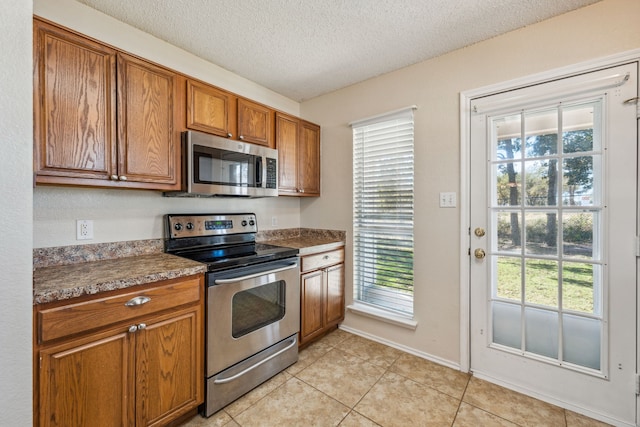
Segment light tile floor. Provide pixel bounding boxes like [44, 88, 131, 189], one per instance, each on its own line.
[181, 329, 611, 427]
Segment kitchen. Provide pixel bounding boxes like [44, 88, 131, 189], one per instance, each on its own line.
[3, 0, 640, 426]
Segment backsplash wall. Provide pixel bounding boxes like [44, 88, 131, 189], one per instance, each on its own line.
[34, 186, 301, 248]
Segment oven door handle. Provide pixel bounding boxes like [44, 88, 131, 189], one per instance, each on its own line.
[213, 263, 298, 285]
[212, 337, 297, 385]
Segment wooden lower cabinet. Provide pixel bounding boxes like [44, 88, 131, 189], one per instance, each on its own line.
[34, 275, 204, 427]
[299, 248, 345, 346]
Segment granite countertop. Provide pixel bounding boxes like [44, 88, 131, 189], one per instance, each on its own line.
[268, 236, 345, 255]
[33, 253, 206, 305]
[33, 228, 346, 305]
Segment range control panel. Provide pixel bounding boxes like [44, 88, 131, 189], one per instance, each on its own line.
[166, 213, 257, 239]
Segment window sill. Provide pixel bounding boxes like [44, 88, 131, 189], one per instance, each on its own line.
[347, 303, 418, 330]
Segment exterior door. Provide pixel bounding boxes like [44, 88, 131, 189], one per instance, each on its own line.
[469, 63, 638, 424]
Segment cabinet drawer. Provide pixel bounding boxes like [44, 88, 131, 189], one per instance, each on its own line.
[301, 248, 344, 273]
[37, 276, 202, 343]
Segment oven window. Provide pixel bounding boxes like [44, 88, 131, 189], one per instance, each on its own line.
[232, 280, 286, 338]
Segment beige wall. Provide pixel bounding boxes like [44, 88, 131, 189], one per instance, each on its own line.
[300, 0, 640, 364]
[1, 0, 33, 424]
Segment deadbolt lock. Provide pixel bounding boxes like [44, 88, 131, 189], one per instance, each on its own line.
[474, 228, 486, 237]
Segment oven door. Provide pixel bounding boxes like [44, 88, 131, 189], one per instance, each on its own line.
[206, 258, 300, 377]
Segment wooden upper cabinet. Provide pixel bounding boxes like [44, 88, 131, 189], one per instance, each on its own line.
[32, 18, 181, 190]
[186, 79, 236, 138]
[275, 112, 300, 195]
[116, 53, 180, 188]
[275, 112, 320, 196]
[33, 18, 117, 181]
[298, 120, 321, 196]
[237, 97, 275, 147]
[186, 80, 275, 148]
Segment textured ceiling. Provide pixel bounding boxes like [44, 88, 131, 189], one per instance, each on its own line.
[75, 0, 600, 102]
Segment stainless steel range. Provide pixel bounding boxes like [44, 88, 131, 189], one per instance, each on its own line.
[164, 213, 300, 417]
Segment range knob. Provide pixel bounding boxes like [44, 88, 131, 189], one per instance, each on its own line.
[249, 220, 255, 226]
[174, 223, 183, 231]
[241, 220, 248, 226]
[186, 222, 194, 230]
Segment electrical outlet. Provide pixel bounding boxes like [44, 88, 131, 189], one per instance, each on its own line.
[271, 216, 278, 227]
[439, 192, 457, 208]
[76, 220, 94, 240]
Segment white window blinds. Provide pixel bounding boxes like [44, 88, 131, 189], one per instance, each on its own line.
[352, 107, 415, 316]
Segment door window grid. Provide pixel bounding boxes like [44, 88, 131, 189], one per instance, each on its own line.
[487, 98, 606, 375]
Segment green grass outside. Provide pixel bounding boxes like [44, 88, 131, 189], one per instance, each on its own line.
[496, 257, 595, 313]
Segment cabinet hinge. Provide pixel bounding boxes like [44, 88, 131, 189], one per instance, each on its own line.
[635, 373, 640, 395]
[636, 236, 640, 257]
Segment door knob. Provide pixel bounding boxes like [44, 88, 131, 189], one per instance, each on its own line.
[474, 248, 486, 259]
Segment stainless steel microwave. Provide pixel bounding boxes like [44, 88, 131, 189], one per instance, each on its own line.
[164, 131, 278, 198]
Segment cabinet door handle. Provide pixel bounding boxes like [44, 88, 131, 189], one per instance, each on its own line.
[128, 325, 138, 333]
[125, 296, 151, 307]
[239, 135, 244, 140]
[227, 133, 233, 138]
[119, 175, 127, 181]
[110, 175, 119, 180]
[138, 323, 147, 330]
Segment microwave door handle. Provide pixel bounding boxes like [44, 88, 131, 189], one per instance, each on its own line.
[255, 156, 262, 187]
[214, 263, 298, 285]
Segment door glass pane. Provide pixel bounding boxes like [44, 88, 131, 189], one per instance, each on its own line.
[495, 211, 522, 253]
[525, 307, 558, 358]
[524, 259, 558, 308]
[563, 314, 601, 370]
[563, 103, 598, 153]
[525, 109, 558, 157]
[562, 212, 596, 259]
[495, 256, 521, 301]
[232, 280, 285, 338]
[562, 262, 601, 315]
[495, 162, 522, 206]
[494, 115, 522, 160]
[525, 211, 557, 256]
[562, 155, 598, 206]
[492, 301, 521, 349]
[525, 159, 558, 207]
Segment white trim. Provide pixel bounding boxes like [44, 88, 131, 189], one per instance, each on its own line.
[459, 47, 640, 383]
[349, 104, 418, 127]
[346, 303, 418, 330]
[338, 324, 460, 371]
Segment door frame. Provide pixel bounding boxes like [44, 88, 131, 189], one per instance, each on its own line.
[459, 49, 640, 420]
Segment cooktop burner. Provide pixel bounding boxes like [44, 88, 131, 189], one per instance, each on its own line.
[164, 213, 298, 271]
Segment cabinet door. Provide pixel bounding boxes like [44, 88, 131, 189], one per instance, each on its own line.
[116, 53, 179, 189]
[186, 79, 236, 138]
[33, 19, 117, 183]
[39, 328, 134, 427]
[298, 121, 321, 196]
[275, 113, 300, 195]
[135, 306, 203, 427]
[300, 270, 325, 343]
[325, 263, 345, 325]
[237, 98, 274, 147]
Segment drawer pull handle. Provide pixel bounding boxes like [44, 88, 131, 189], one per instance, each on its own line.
[125, 296, 151, 307]
[323, 255, 329, 260]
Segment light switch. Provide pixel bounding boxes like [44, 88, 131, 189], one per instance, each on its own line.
[439, 192, 457, 208]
